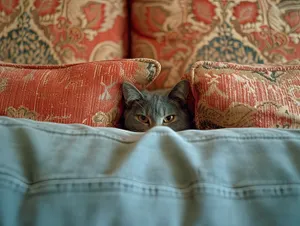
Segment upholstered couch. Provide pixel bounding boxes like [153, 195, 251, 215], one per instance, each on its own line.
[1, 0, 300, 88]
[0, 1, 300, 226]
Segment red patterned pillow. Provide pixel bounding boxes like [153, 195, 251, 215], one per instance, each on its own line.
[0, 59, 161, 127]
[188, 61, 300, 129]
[0, 0, 128, 64]
[130, 0, 300, 90]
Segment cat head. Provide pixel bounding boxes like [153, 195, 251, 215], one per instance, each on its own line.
[122, 80, 192, 132]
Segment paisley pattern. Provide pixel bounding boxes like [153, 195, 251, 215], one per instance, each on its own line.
[0, 13, 58, 64]
[0, 0, 127, 64]
[131, 0, 300, 89]
[6, 106, 38, 120]
[195, 23, 265, 64]
[188, 61, 300, 129]
[0, 59, 161, 127]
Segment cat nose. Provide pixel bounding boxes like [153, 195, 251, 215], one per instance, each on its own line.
[150, 120, 163, 128]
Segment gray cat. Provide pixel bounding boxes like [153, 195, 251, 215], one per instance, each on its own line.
[122, 80, 193, 132]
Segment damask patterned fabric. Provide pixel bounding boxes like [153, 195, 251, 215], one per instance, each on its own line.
[131, 0, 300, 89]
[0, 59, 161, 126]
[0, 0, 128, 64]
[188, 61, 300, 129]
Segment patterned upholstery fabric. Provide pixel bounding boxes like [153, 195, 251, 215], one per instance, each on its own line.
[0, 0, 128, 64]
[0, 59, 161, 126]
[188, 61, 300, 129]
[131, 0, 300, 89]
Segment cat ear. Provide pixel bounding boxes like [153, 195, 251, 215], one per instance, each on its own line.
[122, 82, 144, 106]
[168, 80, 190, 105]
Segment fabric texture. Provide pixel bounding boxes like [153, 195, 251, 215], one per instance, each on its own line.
[1, 116, 300, 226]
[0, 59, 161, 127]
[131, 0, 300, 89]
[188, 61, 300, 129]
[0, 0, 128, 64]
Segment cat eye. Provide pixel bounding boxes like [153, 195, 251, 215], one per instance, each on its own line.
[136, 115, 150, 124]
[163, 115, 176, 124]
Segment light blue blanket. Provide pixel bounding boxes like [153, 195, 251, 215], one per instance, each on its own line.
[0, 116, 300, 226]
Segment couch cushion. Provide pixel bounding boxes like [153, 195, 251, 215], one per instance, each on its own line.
[0, 0, 128, 64]
[130, 0, 300, 89]
[0, 59, 160, 126]
[1, 116, 300, 226]
[188, 61, 300, 129]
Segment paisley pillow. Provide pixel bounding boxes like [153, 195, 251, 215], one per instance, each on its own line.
[130, 0, 300, 89]
[0, 59, 161, 127]
[0, 0, 128, 64]
[188, 61, 300, 129]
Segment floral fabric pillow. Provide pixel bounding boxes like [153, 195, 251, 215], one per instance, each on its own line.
[130, 0, 300, 89]
[0, 0, 128, 64]
[188, 61, 300, 129]
[0, 59, 161, 127]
